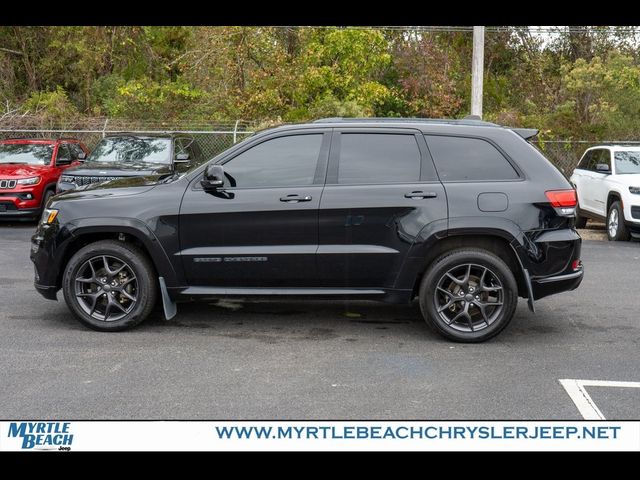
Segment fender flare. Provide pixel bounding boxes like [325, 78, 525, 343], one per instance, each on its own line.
[65, 217, 181, 288]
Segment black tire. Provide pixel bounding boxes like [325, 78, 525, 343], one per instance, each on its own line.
[39, 189, 55, 217]
[62, 240, 158, 331]
[418, 248, 518, 343]
[575, 204, 588, 229]
[606, 201, 630, 242]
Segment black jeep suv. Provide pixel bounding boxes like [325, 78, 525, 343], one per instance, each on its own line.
[31, 118, 583, 342]
[56, 133, 204, 193]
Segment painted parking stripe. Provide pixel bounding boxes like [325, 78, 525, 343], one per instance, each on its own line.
[559, 379, 640, 420]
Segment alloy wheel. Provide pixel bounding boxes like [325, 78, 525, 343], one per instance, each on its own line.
[608, 208, 619, 238]
[434, 263, 504, 332]
[74, 255, 138, 322]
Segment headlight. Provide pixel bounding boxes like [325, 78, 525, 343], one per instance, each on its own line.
[17, 176, 40, 185]
[629, 186, 640, 195]
[59, 175, 75, 183]
[41, 208, 59, 225]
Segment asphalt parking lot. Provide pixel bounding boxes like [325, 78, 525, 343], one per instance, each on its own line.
[0, 222, 638, 420]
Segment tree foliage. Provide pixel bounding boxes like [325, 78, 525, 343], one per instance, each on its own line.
[1, 26, 639, 139]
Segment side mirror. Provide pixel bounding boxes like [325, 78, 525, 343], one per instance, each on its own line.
[201, 164, 224, 190]
[596, 163, 611, 174]
[56, 158, 71, 166]
[77, 152, 87, 161]
[175, 152, 190, 163]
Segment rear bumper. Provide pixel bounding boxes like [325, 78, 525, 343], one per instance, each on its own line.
[519, 228, 583, 301]
[531, 269, 583, 300]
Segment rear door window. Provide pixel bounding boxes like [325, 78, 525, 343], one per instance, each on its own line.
[336, 133, 421, 184]
[425, 135, 519, 182]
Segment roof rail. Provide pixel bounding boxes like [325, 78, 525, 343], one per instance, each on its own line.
[312, 117, 499, 127]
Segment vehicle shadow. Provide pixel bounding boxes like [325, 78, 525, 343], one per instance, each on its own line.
[141, 299, 556, 345]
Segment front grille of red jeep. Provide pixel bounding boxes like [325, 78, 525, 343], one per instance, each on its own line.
[0, 179, 18, 189]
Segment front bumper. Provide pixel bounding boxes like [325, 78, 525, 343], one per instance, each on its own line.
[55, 181, 75, 193]
[624, 206, 640, 236]
[0, 204, 39, 217]
[30, 222, 66, 300]
[34, 282, 58, 300]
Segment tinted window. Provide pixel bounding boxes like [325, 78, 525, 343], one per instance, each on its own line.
[614, 151, 640, 174]
[577, 150, 592, 170]
[0, 143, 54, 165]
[425, 135, 519, 181]
[599, 149, 611, 169]
[224, 134, 322, 188]
[337, 134, 421, 184]
[56, 144, 71, 164]
[87, 137, 171, 165]
[175, 137, 199, 160]
[586, 149, 605, 171]
[67, 143, 84, 159]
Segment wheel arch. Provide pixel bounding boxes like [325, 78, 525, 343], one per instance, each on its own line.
[403, 231, 527, 300]
[56, 219, 180, 289]
[606, 190, 623, 214]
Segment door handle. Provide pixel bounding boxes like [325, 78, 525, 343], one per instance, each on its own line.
[404, 191, 437, 199]
[280, 194, 312, 203]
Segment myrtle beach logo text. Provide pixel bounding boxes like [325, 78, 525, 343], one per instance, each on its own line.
[7, 422, 73, 450]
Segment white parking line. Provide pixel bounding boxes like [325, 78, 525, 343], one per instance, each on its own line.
[559, 379, 640, 420]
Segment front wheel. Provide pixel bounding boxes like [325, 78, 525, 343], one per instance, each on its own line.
[419, 249, 518, 342]
[607, 201, 630, 241]
[62, 240, 158, 331]
[39, 189, 54, 218]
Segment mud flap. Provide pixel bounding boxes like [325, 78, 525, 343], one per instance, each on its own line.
[522, 268, 535, 313]
[158, 277, 177, 320]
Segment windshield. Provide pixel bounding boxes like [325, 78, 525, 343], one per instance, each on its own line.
[614, 151, 640, 174]
[87, 137, 171, 165]
[0, 143, 54, 165]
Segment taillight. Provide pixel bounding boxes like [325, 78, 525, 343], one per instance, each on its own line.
[545, 189, 577, 207]
[571, 259, 582, 271]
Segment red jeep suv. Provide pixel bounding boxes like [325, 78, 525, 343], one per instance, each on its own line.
[0, 138, 89, 219]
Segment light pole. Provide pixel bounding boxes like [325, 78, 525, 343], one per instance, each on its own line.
[471, 26, 485, 119]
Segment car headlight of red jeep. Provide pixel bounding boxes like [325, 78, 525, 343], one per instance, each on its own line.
[17, 176, 41, 185]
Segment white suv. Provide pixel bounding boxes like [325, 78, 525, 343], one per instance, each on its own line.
[570, 145, 640, 241]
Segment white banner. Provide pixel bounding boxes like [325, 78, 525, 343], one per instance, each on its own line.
[0, 421, 637, 451]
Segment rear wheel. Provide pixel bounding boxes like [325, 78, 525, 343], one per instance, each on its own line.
[62, 240, 157, 331]
[607, 201, 630, 241]
[419, 249, 518, 342]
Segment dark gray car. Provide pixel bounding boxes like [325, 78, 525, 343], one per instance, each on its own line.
[56, 134, 204, 192]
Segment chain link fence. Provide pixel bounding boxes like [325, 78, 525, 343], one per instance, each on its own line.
[532, 139, 640, 176]
[0, 117, 256, 160]
[0, 116, 638, 171]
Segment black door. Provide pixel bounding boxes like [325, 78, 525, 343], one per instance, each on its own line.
[179, 130, 330, 287]
[318, 128, 448, 288]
